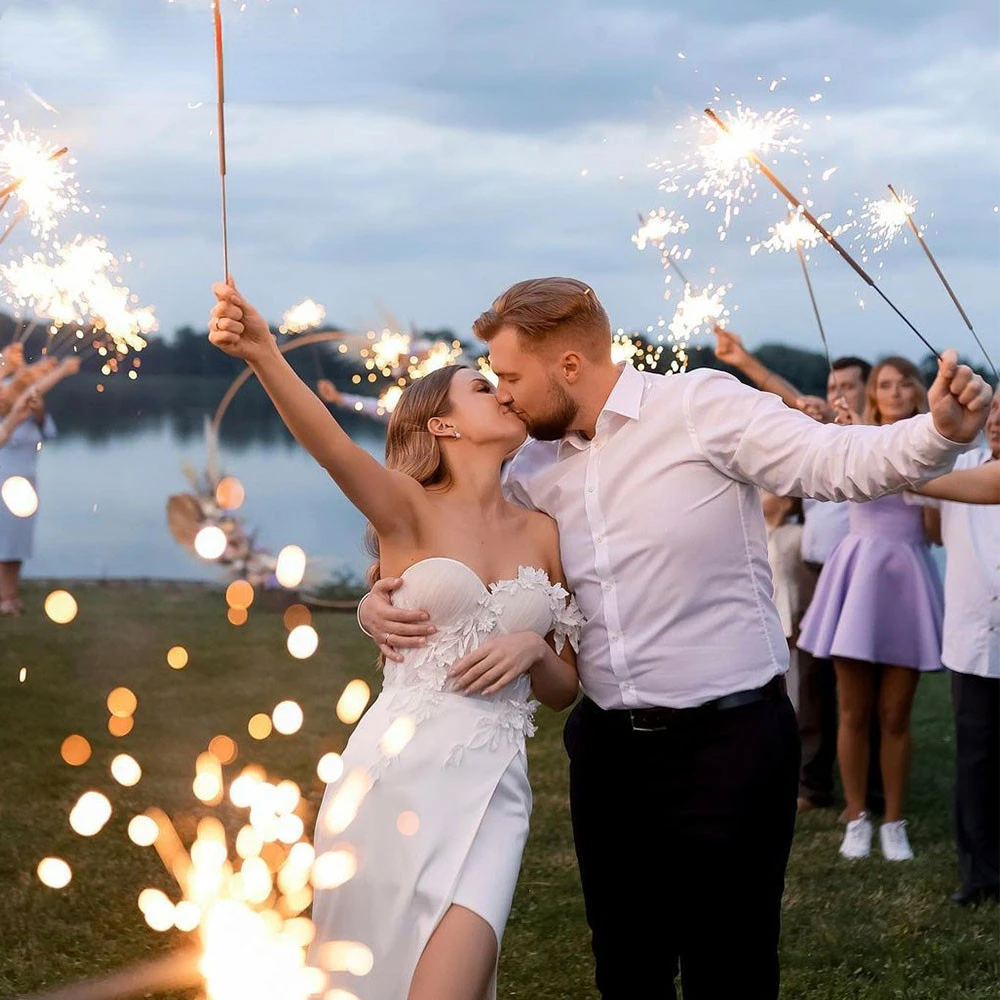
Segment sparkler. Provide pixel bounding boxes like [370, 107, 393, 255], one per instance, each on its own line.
[658, 104, 800, 239]
[702, 106, 942, 362]
[0, 236, 156, 357]
[213, 1, 230, 279]
[886, 184, 997, 381]
[279, 298, 326, 335]
[0, 122, 77, 239]
[751, 212, 834, 375]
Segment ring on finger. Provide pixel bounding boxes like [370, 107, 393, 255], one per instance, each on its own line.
[385, 632, 394, 646]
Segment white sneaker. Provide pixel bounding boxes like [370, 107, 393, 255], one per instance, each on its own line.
[839, 813, 872, 859]
[880, 820, 914, 861]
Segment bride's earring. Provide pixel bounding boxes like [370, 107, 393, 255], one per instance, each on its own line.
[453, 430, 462, 439]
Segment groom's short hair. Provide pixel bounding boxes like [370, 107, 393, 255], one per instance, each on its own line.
[472, 277, 612, 359]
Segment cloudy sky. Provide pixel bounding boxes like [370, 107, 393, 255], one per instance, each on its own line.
[1, 0, 998, 365]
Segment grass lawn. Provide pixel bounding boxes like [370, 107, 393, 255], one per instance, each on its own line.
[1, 582, 996, 999]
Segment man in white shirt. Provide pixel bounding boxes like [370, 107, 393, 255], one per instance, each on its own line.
[359, 278, 992, 999]
[917, 393, 1000, 905]
[713, 329, 884, 813]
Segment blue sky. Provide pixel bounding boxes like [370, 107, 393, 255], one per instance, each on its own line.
[1, 0, 997, 366]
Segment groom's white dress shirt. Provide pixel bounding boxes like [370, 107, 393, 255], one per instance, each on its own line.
[503, 363, 970, 710]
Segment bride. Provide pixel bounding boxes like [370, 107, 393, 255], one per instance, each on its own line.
[209, 282, 582, 1000]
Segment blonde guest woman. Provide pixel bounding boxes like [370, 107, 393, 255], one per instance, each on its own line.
[208, 281, 582, 1000]
[798, 357, 944, 862]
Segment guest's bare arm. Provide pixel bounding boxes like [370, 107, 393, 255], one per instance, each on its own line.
[713, 325, 808, 413]
[911, 462, 1000, 505]
[210, 281, 425, 539]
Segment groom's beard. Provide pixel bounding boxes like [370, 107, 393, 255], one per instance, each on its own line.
[523, 378, 578, 441]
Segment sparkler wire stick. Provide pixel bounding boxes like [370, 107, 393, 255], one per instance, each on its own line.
[887, 184, 997, 381]
[14, 317, 38, 344]
[702, 108, 942, 361]
[13, 949, 201, 1000]
[0, 205, 27, 246]
[635, 211, 692, 286]
[795, 244, 833, 376]
[212, 1, 230, 280]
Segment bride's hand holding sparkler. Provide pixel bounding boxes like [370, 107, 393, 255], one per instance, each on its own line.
[928, 349, 993, 443]
[209, 280, 275, 364]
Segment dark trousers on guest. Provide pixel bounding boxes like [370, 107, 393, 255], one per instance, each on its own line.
[563, 684, 800, 1000]
[951, 670, 1000, 893]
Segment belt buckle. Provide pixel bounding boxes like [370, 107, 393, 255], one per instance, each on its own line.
[629, 708, 670, 733]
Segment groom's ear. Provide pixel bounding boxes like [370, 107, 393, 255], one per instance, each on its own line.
[559, 351, 584, 384]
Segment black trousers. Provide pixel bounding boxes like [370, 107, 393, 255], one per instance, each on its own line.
[951, 670, 1000, 892]
[563, 688, 800, 1000]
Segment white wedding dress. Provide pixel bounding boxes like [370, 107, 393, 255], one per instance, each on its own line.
[308, 558, 583, 999]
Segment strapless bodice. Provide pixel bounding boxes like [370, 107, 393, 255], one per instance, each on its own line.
[381, 558, 583, 720]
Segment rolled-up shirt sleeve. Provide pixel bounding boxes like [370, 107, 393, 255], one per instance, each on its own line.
[683, 369, 970, 501]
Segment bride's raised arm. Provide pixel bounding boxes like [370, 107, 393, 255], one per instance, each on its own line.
[209, 281, 424, 539]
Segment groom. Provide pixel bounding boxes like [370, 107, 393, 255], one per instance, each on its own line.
[358, 277, 992, 999]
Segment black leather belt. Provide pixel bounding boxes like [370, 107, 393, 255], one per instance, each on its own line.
[627, 675, 786, 732]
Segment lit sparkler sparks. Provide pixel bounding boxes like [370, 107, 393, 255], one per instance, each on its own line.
[611, 330, 664, 371]
[0, 235, 156, 355]
[363, 329, 411, 373]
[857, 190, 918, 257]
[279, 298, 326, 335]
[0, 121, 80, 239]
[632, 209, 689, 252]
[668, 283, 730, 348]
[656, 103, 801, 239]
[750, 210, 830, 255]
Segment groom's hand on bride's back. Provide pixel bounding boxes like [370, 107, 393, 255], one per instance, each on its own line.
[362, 577, 437, 663]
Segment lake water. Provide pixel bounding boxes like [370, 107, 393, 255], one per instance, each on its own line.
[21, 380, 387, 586]
[15, 377, 948, 584]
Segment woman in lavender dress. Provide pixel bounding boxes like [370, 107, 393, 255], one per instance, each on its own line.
[798, 357, 943, 862]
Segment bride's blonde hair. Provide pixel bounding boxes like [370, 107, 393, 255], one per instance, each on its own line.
[364, 364, 467, 587]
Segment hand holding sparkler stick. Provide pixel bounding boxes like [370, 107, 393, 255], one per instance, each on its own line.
[927, 349, 994, 443]
[702, 107, 943, 363]
[886, 184, 997, 382]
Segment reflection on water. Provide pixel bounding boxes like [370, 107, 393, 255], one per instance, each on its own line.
[24, 378, 386, 582]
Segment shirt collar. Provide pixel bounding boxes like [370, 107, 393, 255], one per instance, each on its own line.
[558, 363, 645, 455]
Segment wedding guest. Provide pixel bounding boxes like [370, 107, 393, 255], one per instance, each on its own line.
[712, 327, 882, 814]
[317, 377, 391, 423]
[0, 354, 77, 615]
[911, 392, 1000, 904]
[761, 491, 807, 654]
[798, 357, 944, 861]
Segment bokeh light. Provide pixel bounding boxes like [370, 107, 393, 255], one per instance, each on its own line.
[336, 679, 371, 725]
[272, 700, 304, 736]
[108, 714, 135, 737]
[194, 525, 227, 560]
[397, 811, 420, 836]
[127, 814, 159, 847]
[44, 590, 78, 624]
[1, 475, 39, 517]
[248, 713, 273, 740]
[275, 544, 307, 588]
[110, 753, 142, 787]
[166, 645, 189, 670]
[60, 734, 91, 766]
[107, 686, 138, 718]
[69, 790, 112, 837]
[37, 857, 72, 889]
[208, 734, 238, 765]
[287, 624, 318, 659]
[316, 752, 344, 784]
[215, 476, 245, 510]
[282, 604, 311, 630]
[226, 580, 254, 610]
